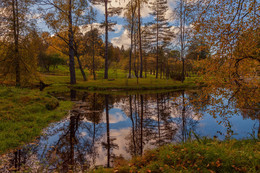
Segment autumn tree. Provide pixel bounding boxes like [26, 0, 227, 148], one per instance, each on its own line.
[0, 0, 37, 86]
[83, 27, 104, 80]
[186, 38, 210, 60]
[38, 0, 89, 84]
[191, 0, 259, 127]
[194, 0, 259, 89]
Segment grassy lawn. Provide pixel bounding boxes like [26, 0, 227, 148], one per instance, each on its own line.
[90, 139, 260, 173]
[0, 86, 73, 154]
[75, 78, 198, 90]
[39, 66, 201, 91]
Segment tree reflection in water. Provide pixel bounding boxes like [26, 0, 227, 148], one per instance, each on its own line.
[0, 90, 258, 172]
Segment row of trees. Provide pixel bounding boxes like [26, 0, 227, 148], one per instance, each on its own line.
[0, 0, 259, 86]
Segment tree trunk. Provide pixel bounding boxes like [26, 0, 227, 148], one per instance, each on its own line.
[68, 0, 76, 84]
[92, 43, 96, 80]
[138, 0, 143, 78]
[92, 25, 96, 80]
[12, 0, 20, 87]
[156, 14, 159, 79]
[128, 0, 135, 78]
[75, 52, 87, 81]
[104, 0, 108, 79]
[180, 0, 185, 83]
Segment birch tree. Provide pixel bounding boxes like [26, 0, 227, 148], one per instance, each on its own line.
[38, 0, 89, 84]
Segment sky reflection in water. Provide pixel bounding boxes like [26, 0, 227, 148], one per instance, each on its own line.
[0, 90, 259, 172]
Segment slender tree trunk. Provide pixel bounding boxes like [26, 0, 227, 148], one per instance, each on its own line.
[104, 0, 109, 79]
[156, 7, 159, 79]
[160, 53, 163, 79]
[180, 0, 185, 83]
[92, 25, 96, 80]
[68, 0, 76, 84]
[144, 55, 147, 78]
[134, 32, 138, 78]
[92, 44, 96, 80]
[12, 0, 20, 86]
[138, 0, 143, 78]
[128, 0, 135, 78]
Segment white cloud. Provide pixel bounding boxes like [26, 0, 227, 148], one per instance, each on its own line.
[79, 23, 122, 35]
[114, 24, 123, 33]
[111, 29, 130, 48]
[92, 0, 153, 18]
[79, 23, 104, 35]
[101, 111, 128, 124]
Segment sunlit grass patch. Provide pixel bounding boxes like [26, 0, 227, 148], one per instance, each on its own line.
[75, 77, 198, 90]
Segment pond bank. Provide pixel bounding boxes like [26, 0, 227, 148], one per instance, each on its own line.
[74, 78, 201, 90]
[93, 139, 260, 173]
[42, 77, 202, 93]
[0, 86, 73, 154]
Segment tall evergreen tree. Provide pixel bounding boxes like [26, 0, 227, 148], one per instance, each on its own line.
[149, 0, 174, 79]
[124, 0, 138, 78]
[90, 0, 122, 79]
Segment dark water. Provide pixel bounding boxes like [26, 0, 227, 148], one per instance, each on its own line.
[0, 90, 259, 172]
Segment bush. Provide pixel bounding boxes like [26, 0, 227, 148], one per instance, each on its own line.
[38, 53, 66, 72]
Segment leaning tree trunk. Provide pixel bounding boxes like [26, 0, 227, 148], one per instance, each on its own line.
[75, 52, 87, 81]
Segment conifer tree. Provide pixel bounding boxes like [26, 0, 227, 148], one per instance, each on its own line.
[149, 0, 174, 79]
[90, 0, 122, 79]
[124, 0, 138, 78]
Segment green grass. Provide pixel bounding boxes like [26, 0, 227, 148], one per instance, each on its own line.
[0, 86, 73, 154]
[39, 65, 201, 92]
[93, 139, 259, 173]
[74, 78, 199, 90]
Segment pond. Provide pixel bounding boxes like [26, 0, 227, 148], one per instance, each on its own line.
[0, 89, 259, 172]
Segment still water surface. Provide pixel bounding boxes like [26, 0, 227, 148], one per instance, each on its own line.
[1, 90, 259, 172]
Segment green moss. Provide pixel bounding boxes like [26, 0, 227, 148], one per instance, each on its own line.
[111, 139, 260, 173]
[0, 86, 73, 154]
